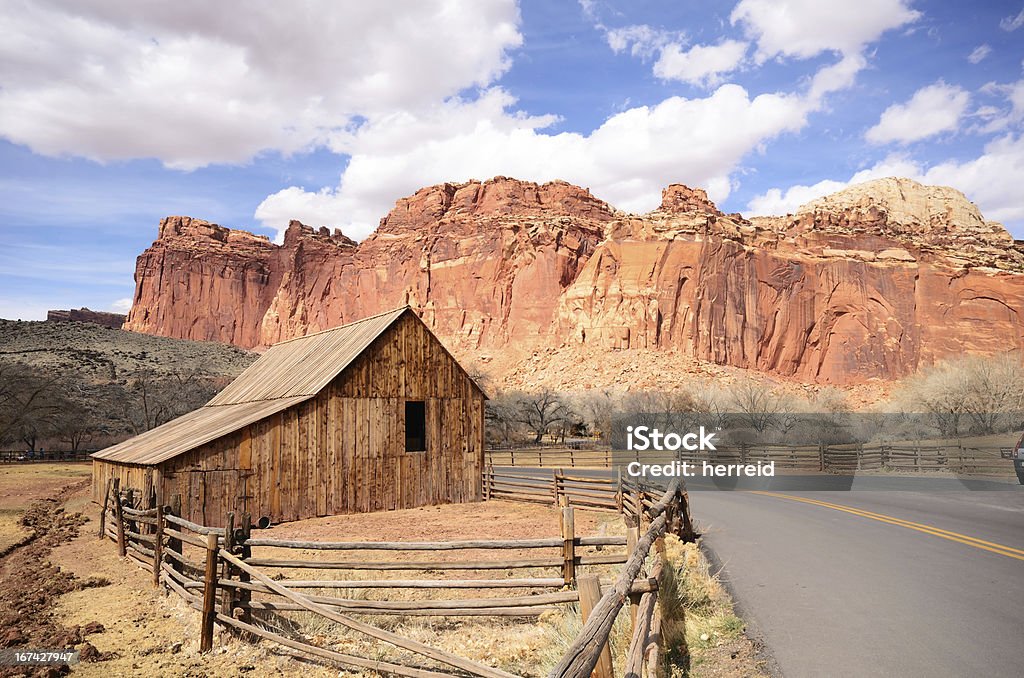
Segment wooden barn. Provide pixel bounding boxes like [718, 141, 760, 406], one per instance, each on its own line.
[91, 307, 487, 527]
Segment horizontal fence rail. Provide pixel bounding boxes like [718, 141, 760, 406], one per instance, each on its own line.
[486, 442, 1017, 475]
[99, 467, 690, 678]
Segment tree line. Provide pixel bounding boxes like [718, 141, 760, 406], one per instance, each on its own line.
[484, 352, 1024, 447]
[0, 362, 229, 452]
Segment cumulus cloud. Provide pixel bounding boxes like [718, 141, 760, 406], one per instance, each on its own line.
[0, 1, 522, 169]
[865, 82, 971, 145]
[731, 0, 920, 61]
[110, 298, 133, 313]
[745, 156, 924, 215]
[968, 44, 992, 64]
[603, 23, 747, 87]
[653, 40, 749, 87]
[747, 134, 1024, 228]
[257, 53, 870, 241]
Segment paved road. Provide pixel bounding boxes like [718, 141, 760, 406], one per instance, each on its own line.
[691, 486, 1024, 677]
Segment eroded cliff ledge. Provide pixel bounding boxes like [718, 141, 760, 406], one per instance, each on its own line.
[124, 177, 1024, 384]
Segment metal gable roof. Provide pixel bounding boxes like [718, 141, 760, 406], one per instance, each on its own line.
[90, 397, 308, 465]
[92, 306, 411, 466]
[207, 306, 409, 405]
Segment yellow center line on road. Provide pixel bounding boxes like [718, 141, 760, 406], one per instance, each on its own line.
[749, 491, 1024, 562]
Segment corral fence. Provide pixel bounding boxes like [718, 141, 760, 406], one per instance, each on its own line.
[0, 449, 94, 463]
[100, 472, 694, 678]
[486, 443, 1016, 474]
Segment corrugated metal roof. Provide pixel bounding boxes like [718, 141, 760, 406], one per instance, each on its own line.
[208, 306, 409, 405]
[92, 306, 411, 466]
[91, 397, 308, 464]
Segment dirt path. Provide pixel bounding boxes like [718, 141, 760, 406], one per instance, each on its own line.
[0, 478, 112, 677]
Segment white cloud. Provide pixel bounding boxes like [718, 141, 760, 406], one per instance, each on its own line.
[0, 1, 522, 169]
[1001, 8, 1024, 31]
[110, 298, 134, 313]
[865, 81, 971, 145]
[747, 134, 1024, 228]
[605, 25, 683, 59]
[653, 40, 749, 87]
[746, 156, 923, 215]
[923, 134, 1024, 225]
[731, 0, 920, 61]
[968, 44, 992, 64]
[257, 53, 867, 240]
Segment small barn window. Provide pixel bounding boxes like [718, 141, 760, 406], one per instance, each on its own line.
[405, 400, 426, 452]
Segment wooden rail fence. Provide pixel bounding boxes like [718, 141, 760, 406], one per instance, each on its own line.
[99, 471, 692, 677]
[486, 443, 1016, 475]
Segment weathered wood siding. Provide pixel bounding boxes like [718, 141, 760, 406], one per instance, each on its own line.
[111, 313, 485, 526]
[91, 460, 155, 506]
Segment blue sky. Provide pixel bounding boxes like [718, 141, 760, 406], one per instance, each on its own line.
[1, 0, 1023, 320]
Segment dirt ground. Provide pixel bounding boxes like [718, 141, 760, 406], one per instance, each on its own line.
[0, 463, 91, 554]
[0, 464, 768, 677]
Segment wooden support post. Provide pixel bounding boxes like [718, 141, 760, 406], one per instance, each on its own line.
[152, 503, 163, 587]
[483, 466, 492, 501]
[98, 478, 112, 539]
[560, 503, 575, 585]
[112, 479, 126, 558]
[237, 512, 252, 624]
[200, 532, 220, 653]
[166, 494, 183, 574]
[219, 512, 235, 618]
[577, 574, 614, 678]
[625, 511, 640, 627]
[553, 468, 562, 505]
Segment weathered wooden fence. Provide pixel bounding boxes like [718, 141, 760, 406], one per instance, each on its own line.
[99, 473, 692, 677]
[0, 449, 94, 463]
[483, 467, 622, 512]
[487, 443, 1015, 474]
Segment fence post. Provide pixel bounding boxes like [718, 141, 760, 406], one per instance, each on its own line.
[483, 466, 492, 501]
[220, 512, 235, 618]
[98, 478, 112, 539]
[167, 494, 183, 575]
[560, 501, 575, 585]
[152, 503, 163, 587]
[553, 469, 564, 506]
[819, 444, 826, 472]
[237, 512, 252, 625]
[577, 574, 614, 678]
[200, 531, 219, 652]
[112, 479, 126, 558]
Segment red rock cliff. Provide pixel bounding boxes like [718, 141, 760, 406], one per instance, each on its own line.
[124, 177, 1024, 384]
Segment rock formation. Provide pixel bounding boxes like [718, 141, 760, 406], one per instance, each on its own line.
[124, 177, 1024, 384]
[46, 308, 125, 329]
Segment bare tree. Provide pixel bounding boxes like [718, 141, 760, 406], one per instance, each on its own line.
[485, 392, 520, 446]
[728, 377, 796, 434]
[513, 390, 575, 444]
[0, 363, 63, 447]
[898, 352, 1024, 435]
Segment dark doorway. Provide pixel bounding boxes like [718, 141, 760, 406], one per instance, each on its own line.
[405, 400, 426, 452]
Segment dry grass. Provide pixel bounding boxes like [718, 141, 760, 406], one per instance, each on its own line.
[659, 536, 768, 677]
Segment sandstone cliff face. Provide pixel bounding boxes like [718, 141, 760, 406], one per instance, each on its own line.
[124, 177, 1024, 384]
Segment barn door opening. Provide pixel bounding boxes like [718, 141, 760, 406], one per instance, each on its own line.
[405, 400, 426, 452]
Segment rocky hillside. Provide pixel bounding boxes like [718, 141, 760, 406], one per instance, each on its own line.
[0, 320, 255, 381]
[123, 177, 1024, 385]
